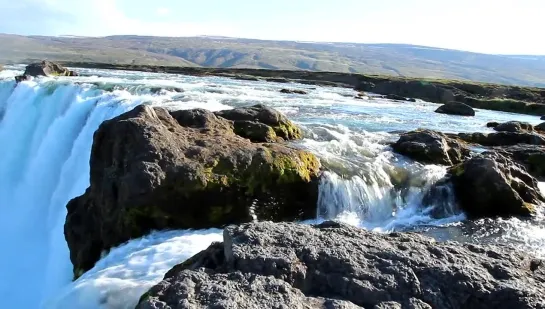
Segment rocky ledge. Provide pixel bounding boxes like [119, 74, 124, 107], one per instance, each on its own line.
[392, 127, 545, 218]
[64, 104, 320, 277]
[15, 60, 78, 82]
[137, 221, 545, 309]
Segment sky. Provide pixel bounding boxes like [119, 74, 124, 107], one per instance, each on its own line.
[0, 0, 543, 55]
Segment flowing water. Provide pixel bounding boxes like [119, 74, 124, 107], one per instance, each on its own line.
[0, 65, 544, 309]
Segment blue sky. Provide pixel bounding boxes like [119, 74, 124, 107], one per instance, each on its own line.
[0, 0, 542, 55]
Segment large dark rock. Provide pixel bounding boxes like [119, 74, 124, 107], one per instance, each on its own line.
[23, 60, 73, 77]
[216, 104, 302, 140]
[458, 131, 545, 146]
[64, 104, 320, 278]
[448, 153, 544, 218]
[493, 121, 534, 133]
[435, 102, 475, 116]
[392, 129, 470, 165]
[137, 221, 545, 309]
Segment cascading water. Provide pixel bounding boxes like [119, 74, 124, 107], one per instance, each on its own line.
[1, 66, 544, 309]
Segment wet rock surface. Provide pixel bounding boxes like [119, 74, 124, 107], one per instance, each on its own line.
[435, 102, 475, 116]
[392, 130, 470, 165]
[64, 104, 320, 277]
[137, 221, 545, 309]
[448, 153, 544, 218]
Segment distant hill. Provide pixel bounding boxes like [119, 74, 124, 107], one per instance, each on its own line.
[1, 34, 545, 87]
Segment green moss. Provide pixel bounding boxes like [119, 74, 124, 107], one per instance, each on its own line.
[74, 268, 85, 280]
[137, 291, 151, 305]
[522, 202, 537, 216]
[273, 121, 302, 140]
[451, 164, 465, 176]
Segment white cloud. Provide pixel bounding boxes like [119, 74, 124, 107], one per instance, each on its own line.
[156, 7, 170, 16]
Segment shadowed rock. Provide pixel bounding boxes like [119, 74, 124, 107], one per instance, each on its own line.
[435, 102, 475, 116]
[448, 153, 544, 218]
[486, 121, 499, 128]
[64, 104, 320, 278]
[535, 122, 545, 132]
[392, 129, 470, 165]
[491, 145, 545, 179]
[137, 221, 545, 309]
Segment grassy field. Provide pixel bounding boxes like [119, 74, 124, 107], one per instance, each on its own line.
[2, 34, 545, 87]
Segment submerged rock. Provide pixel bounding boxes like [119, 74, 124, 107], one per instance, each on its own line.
[138, 221, 545, 309]
[435, 102, 475, 116]
[486, 121, 499, 128]
[493, 121, 534, 133]
[280, 88, 308, 95]
[392, 129, 470, 165]
[458, 131, 545, 146]
[64, 104, 320, 277]
[448, 153, 544, 218]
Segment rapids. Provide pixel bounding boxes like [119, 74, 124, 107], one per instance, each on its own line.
[0, 65, 544, 308]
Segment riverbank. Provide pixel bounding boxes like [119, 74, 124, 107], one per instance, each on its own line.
[63, 61, 545, 116]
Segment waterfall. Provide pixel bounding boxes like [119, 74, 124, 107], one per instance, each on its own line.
[0, 72, 465, 308]
[0, 79, 140, 308]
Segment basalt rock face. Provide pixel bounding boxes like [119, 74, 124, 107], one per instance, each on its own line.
[64, 104, 320, 277]
[448, 153, 545, 218]
[392, 129, 470, 165]
[435, 102, 475, 116]
[137, 221, 545, 309]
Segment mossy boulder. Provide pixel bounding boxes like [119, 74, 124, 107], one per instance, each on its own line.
[448, 153, 544, 218]
[64, 104, 320, 278]
[216, 104, 302, 140]
[435, 102, 475, 116]
[392, 129, 470, 165]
